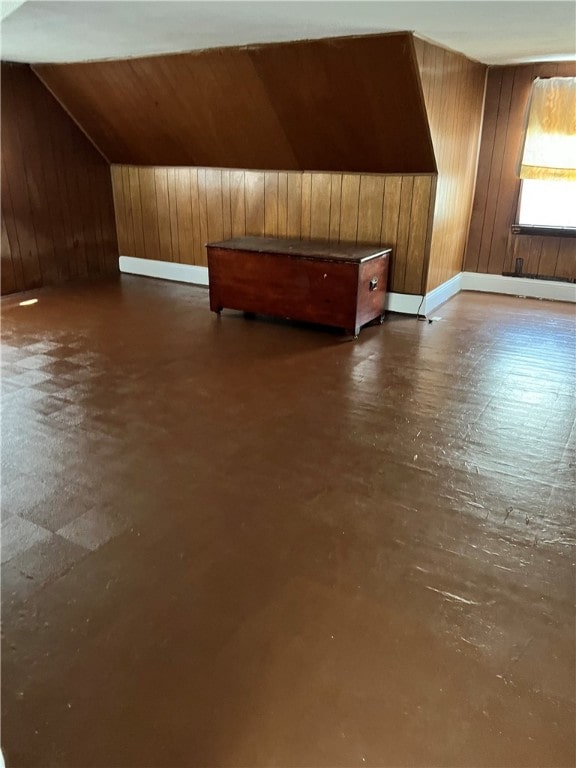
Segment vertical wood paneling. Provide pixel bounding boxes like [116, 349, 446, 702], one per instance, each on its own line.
[381, 176, 402, 249]
[230, 171, 246, 238]
[415, 39, 486, 291]
[357, 176, 385, 244]
[405, 175, 434, 294]
[244, 172, 265, 236]
[339, 175, 361, 243]
[300, 173, 312, 240]
[128, 166, 145, 258]
[205, 168, 225, 245]
[1, 62, 118, 295]
[277, 172, 289, 238]
[264, 173, 279, 237]
[1, 214, 17, 295]
[111, 166, 435, 294]
[394, 176, 415, 291]
[165, 168, 180, 260]
[221, 170, 232, 241]
[538, 238, 561, 278]
[309, 175, 331, 241]
[154, 168, 173, 261]
[478, 68, 516, 274]
[555, 239, 576, 280]
[464, 61, 576, 281]
[121, 165, 135, 256]
[189, 168, 204, 265]
[328, 176, 342, 243]
[286, 174, 302, 238]
[138, 167, 161, 261]
[110, 166, 128, 254]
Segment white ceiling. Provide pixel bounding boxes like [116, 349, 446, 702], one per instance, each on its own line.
[1, 0, 575, 66]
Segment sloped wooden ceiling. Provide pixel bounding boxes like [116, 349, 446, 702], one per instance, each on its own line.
[33, 32, 436, 173]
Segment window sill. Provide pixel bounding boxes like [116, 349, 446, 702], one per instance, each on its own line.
[512, 224, 576, 238]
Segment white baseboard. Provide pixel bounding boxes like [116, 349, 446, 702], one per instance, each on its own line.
[461, 272, 576, 303]
[119, 256, 209, 286]
[119, 256, 426, 314]
[385, 293, 424, 314]
[118, 257, 576, 316]
[423, 272, 462, 314]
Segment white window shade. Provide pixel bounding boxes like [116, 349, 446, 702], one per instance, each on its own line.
[519, 77, 576, 182]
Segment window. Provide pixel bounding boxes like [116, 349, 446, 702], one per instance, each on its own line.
[517, 77, 576, 233]
[518, 179, 576, 229]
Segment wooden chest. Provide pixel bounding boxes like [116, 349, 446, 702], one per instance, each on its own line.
[206, 237, 391, 337]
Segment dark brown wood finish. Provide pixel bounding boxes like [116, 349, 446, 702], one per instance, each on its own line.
[413, 37, 487, 292]
[464, 61, 576, 280]
[207, 238, 390, 335]
[112, 167, 435, 294]
[209, 237, 390, 262]
[34, 33, 436, 173]
[1, 63, 118, 295]
[2, 282, 575, 768]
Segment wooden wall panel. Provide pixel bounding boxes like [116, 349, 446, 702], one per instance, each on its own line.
[111, 167, 436, 295]
[414, 37, 487, 292]
[1, 63, 118, 295]
[34, 33, 435, 174]
[464, 61, 576, 280]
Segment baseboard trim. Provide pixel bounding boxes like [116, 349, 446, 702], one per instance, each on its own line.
[119, 256, 427, 315]
[461, 272, 576, 303]
[423, 272, 462, 314]
[119, 256, 209, 286]
[118, 258, 576, 316]
[385, 293, 424, 314]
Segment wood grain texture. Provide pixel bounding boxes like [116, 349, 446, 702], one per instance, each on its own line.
[464, 61, 576, 280]
[111, 167, 436, 294]
[206, 240, 389, 334]
[1, 63, 118, 295]
[34, 33, 435, 174]
[414, 37, 487, 292]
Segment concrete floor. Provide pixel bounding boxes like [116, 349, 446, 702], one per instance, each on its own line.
[1, 276, 575, 768]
